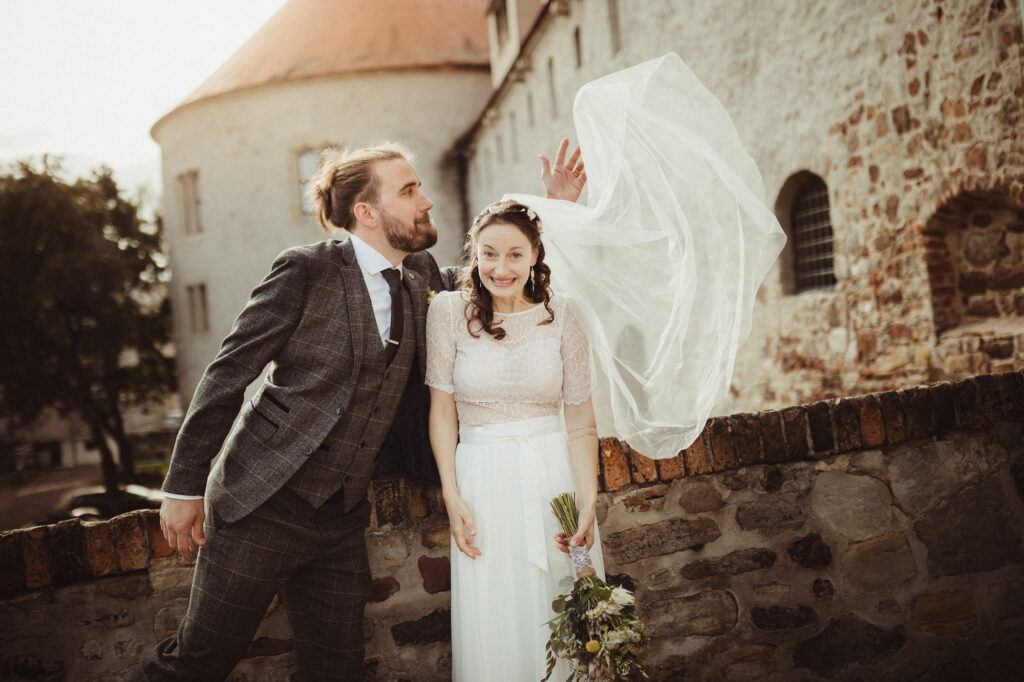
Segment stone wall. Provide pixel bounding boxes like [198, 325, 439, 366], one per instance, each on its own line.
[462, 0, 1024, 418]
[2, 371, 1023, 680]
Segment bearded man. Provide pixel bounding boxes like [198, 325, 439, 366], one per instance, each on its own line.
[134, 141, 584, 681]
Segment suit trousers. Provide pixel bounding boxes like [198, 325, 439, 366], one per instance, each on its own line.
[134, 487, 372, 682]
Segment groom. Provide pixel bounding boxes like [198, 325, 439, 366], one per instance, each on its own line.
[134, 141, 586, 680]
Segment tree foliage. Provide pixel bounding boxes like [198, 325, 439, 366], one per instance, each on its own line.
[0, 160, 175, 494]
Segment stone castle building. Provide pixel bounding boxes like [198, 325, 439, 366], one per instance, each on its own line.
[154, 0, 1024, 447]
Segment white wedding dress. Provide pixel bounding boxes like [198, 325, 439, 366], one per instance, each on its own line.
[426, 290, 606, 682]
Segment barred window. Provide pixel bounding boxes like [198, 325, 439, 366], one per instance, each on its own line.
[790, 175, 836, 292]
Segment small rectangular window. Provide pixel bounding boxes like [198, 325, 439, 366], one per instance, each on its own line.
[607, 0, 622, 54]
[186, 283, 210, 334]
[548, 58, 558, 117]
[493, 0, 509, 47]
[526, 92, 535, 127]
[178, 171, 201, 235]
[573, 27, 582, 68]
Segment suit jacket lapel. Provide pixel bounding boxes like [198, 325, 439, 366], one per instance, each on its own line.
[336, 238, 372, 369]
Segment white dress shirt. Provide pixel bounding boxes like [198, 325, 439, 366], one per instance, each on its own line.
[165, 235, 401, 501]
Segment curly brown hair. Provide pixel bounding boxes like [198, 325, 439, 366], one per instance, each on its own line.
[457, 201, 554, 339]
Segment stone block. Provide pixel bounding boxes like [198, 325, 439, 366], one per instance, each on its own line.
[757, 411, 786, 463]
[0, 530, 25, 595]
[372, 478, 404, 526]
[110, 512, 150, 572]
[750, 604, 817, 630]
[622, 484, 668, 512]
[731, 413, 762, 466]
[914, 476, 1023, 578]
[599, 438, 631, 491]
[980, 337, 1014, 359]
[841, 532, 916, 597]
[82, 522, 119, 578]
[645, 589, 738, 638]
[22, 526, 52, 589]
[708, 418, 737, 471]
[421, 524, 450, 550]
[832, 398, 863, 452]
[656, 453, 686, 481]
[390, 608, 451, 645]
[627, 448, 658, 484]
[781, 407, 809, 461]
[952, 378, 985, 430]
[143, 511, 173, 559]
[793, 615, 906, 677]
[735, 499, 804, 536]
[603, 517, 721, 564]
[811, 470, 892, 541]
[988, 580, 1024, 628]
[813, 578, 834, 600]
[48, 519, 88, 586]
[997, 371, 1024, 422]
[787, 533, 832, 569]
[369, 577, 400, 603]
[911, 591, 976, 636]
[930, 382, 956, 437]
[679, 480, 723, 513]
[404, 481, 430, 521]
[805, 401, 833, 456]
[877, 391, 907, 444]
[858, 395, 886, 447]
[680, 548, 776, 579]
[683, 433, 712, 476]
[153, 598, 188, 638]
[418, 555, 450, 594]
[973, 373, 1004, 423]
[901, 386, 934, 440]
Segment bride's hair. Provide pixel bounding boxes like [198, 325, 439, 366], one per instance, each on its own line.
[458, 201, 554, 339]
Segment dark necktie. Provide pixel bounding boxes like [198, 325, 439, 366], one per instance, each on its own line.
[381, 268, 403, 364]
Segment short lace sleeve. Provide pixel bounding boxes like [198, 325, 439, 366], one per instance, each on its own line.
[559, 296, 592, 405]
[426, 291, 459, 394]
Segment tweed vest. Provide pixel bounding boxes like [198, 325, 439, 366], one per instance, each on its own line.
[284, 284, 416, 511]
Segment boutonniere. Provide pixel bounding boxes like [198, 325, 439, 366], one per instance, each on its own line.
[427, 289, 438, 305]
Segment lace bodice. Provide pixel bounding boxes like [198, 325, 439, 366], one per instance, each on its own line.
[426, 290, 592, 426]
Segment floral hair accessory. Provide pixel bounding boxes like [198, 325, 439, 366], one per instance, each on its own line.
[479, 202, 542, 232]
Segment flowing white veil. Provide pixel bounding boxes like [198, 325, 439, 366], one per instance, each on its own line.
[505, 53, 786, 459]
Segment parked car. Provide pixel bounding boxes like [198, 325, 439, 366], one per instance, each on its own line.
[56, 484, 163, 521]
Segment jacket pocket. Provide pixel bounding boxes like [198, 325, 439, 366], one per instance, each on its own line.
[248, 398, 280, 441]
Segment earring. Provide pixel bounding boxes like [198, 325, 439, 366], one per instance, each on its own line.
[529, 266, 535, 290]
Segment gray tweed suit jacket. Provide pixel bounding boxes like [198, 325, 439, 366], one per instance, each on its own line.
[163, 238, 445, 524]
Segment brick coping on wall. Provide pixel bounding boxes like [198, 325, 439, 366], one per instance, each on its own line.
[2, 371, 1022, 598]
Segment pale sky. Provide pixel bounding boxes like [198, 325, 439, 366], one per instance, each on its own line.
[0, 1, 290, 200]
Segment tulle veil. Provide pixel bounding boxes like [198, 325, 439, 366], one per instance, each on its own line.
[504, 52, 786, 459]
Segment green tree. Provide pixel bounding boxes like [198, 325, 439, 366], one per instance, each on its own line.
[0, 160, 175, 496]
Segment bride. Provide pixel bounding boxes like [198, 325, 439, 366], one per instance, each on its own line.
[426, 190, 599, 679]
[427, 53, 785, 680]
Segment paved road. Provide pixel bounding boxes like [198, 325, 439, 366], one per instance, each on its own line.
[0, 465, 102, 531]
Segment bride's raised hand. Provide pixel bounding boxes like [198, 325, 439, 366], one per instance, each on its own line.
[444, 494, 481, 559]
[540, 138, 587, 202]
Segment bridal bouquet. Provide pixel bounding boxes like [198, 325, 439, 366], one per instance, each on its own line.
[543, 493, 649, 681]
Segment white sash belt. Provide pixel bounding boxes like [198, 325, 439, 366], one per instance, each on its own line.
[459, 416, 563, 572]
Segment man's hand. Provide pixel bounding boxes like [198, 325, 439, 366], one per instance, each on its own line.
[160, 497, 206, 563]
[540, 138, 587, 202]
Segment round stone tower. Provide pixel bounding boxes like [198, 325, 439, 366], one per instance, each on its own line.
[152, 0, 490, 401]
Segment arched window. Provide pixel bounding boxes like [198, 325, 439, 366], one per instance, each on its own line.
[776, 173, 837, 294]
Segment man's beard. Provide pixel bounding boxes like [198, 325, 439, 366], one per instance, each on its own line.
[381, 209, 438, 253]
